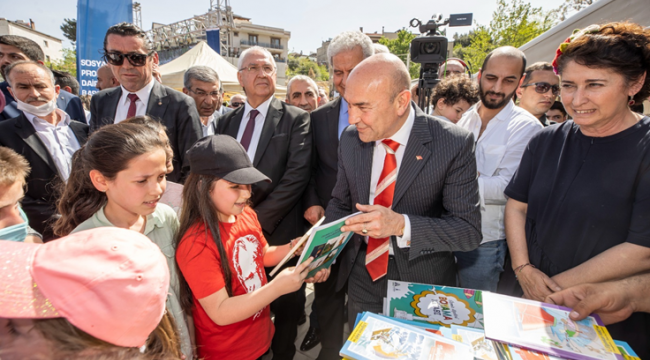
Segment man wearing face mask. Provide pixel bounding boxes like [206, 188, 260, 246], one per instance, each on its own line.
[0, 61, 88, 241]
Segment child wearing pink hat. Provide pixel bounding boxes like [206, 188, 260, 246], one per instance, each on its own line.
[0, 227, 180, 359]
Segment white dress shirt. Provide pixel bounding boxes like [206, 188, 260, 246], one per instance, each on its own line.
[456, 100, 542, 242]
[237, 96, 273, 162]
[366, 105, 415, 254]
[24, 108, 81, 182]
[201, 114, 216, 137]
[114, 79, 155, 123]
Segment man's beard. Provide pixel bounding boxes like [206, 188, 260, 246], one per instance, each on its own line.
[479, 80, 516, 110]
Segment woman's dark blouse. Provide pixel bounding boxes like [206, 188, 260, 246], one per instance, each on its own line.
[505, 117, 650, 276]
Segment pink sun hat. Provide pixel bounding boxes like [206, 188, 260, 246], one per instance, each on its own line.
[0, 227, 170, 348]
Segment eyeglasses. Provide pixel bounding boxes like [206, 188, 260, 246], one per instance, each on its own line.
[189, 88, 221, 98]
[239, 64, 275, 75]
[230, 101, 244, 108]
[521, 82, 560, 96]
[103, 51, 155, 67]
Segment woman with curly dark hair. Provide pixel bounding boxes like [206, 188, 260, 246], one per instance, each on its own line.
[504, 22, 650, 357]
[430, 75, 479, 123]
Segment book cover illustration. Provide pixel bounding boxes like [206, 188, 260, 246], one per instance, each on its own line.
[296, 212, 359, 278]
[340, 312, 474, 360]
[483, 292, 623, 360]
[450, 325, 500, 360]
[386, 280, 484, 329]
[613, 340, 640, 360]
[505, 343, 567, 360]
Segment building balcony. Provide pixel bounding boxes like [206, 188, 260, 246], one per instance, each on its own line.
[240, 39, 284, 50]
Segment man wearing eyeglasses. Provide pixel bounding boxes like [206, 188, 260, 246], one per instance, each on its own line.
[456, 46, 542, 293]
[215, 45, 312, 360]
[182, 65, 232, 137]
[89, 22, 202, 183]
[229, 93, 246, 109]
[515, 62, 560, 126]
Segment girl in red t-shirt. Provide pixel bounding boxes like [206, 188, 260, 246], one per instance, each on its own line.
[175, 135, 329, 360]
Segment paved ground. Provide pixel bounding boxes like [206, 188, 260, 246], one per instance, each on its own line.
[262, 283, 351, 360]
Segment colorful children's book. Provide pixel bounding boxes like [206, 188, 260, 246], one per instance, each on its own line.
[483, 292, 624, 360]
[450, 325, 501, 360]
[340, 312, 474, 360]
[385, 280, 485, 328]
[613, 340, 640, 360]
[295, 212, 360, 278]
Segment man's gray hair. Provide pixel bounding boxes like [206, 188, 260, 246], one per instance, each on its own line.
[327, 31, 374, 67]
[373, 43, 390, 54]
[286, 75, 319, 98]
[184, 65, 222, 91]
[237, 46, 277, 70]
[5, 60, 55, 87]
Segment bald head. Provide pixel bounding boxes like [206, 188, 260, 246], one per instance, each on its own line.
[345, 53, 412, 142]
[96, 64, 119, 91]
[482, 46, 527, 76]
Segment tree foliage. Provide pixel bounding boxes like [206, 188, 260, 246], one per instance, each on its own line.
[550, 0, 594, 23]
[47, 48, 77, 77]
[60, 18, 77, 44]
[286, 54, 329, 81]
[379, 29, 420, 79]
[453, 0, 554, 73]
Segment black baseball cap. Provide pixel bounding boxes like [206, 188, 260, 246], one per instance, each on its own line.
[187, 135, 271, 184]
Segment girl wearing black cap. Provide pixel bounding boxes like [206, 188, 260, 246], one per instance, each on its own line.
[175, 135, 329, 360]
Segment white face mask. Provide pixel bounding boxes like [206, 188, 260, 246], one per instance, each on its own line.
[16, 96, 58, 117]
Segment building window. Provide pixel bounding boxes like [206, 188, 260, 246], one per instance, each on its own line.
[43, 40, 48, 48]
[248, 34, 258, 45]
[271, 38, 281, 49]
[233, 31, 239, 36]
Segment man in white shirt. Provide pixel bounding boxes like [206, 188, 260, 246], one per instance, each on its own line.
[182, 65, 232, 137]
[0, 61, 88, 240]
[456, 46, 542, 292]
[90, 22, 202, 182]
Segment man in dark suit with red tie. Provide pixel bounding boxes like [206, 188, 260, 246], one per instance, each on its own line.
[89, 23, 202, 183]
[216, 46, 312, 360]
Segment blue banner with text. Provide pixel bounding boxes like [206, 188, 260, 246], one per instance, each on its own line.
[76, 0, 132, 95]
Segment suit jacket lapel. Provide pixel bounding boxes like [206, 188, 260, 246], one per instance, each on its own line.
[327, 98, 341, 147]
[253, 97, 282, 166]
[15, 114, 58, 173]
[392, 108, 433, 208]
[355, 137, 374, 204]
[70, 121, 89, 145]
[146, 82, 169, 120]
[101, 87, 122, 124]
[224, 107, 244, 138]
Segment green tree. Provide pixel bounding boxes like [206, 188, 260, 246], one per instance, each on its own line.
[452, 0, 553, 73]
[60, 18, 76, 44]
[286, 54, 329, 81]
[47, 48, 77, 77]
[378, 29, 420, 79]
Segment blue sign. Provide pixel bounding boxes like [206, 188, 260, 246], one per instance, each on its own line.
[206, 29, 221, 55]
[76, 0, 132, 95]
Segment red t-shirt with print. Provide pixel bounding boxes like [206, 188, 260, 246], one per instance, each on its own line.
[176, 207, 273, 360]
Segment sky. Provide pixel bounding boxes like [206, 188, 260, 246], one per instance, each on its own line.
[1, 0, 567, 53]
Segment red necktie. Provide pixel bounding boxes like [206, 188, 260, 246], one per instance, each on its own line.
[240, 109, 259, 151]
[127, 93, 139, 119]
[366, 139, 400, 281]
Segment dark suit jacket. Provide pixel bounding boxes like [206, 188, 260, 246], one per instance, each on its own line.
[0, 82, 87, 123]
[325, 104, 482, 291]
[0, 113, 88, 239]
[89, 81, 202, 182]
[216, 97, 312, 245]
[304, 98, 342, 210]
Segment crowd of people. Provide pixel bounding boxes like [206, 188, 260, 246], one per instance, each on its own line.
[0, 18, 649, 360]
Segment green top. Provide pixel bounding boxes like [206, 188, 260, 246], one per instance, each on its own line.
[72, 204, 192, 358]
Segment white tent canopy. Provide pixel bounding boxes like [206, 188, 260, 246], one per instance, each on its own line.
[159, 41, 286, 98]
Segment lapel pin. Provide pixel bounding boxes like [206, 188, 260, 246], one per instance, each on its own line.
[416, 155, 423, 160]
[158, 101, 162, 105]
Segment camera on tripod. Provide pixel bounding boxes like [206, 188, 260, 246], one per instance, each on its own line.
[409, 13, 472, 110]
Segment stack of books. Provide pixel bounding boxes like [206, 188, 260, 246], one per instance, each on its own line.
[340, 280, 640, 360]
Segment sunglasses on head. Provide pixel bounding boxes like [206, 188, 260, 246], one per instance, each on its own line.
[522, 82, 560, 96]
[103, 51, 154, 67]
